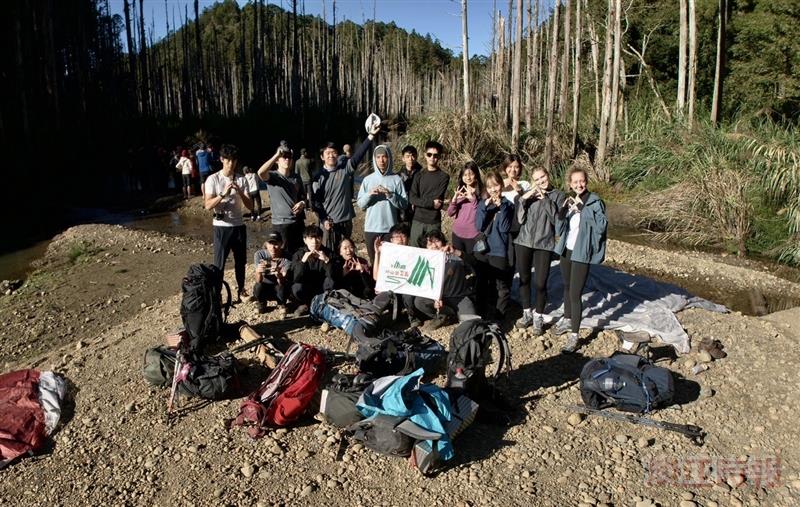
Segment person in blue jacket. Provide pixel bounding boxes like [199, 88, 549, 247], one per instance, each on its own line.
[356, 144, 408, 265]
[474, 170, 514, 319]
[553, 166, 608, 353]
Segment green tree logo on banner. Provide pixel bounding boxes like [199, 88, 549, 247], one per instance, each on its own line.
[407, 257, 435, 288]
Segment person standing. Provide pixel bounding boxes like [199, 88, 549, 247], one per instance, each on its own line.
[553, 166, 608, 353]
[257, 144, 306, 254]
[196, 143, 213, 196]
[398, 145, 422, 223]
[514, 168, 565, 334]
[311, 120, 380, 251]
[176, 149, 193, 199]
[356, 144, 408, 265]
[204, 144, 254, 301]
[447, 161, 484, 268]
[294, 148, 314, 205]
[474, 170, 514, 320]
[408, 141, 450, 247]
[243, 166, 262, 221]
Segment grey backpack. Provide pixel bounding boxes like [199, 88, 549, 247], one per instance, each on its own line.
[580, 353, 674, 413]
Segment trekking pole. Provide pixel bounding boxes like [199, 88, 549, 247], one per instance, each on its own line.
[566, 405, 705, 446]
[167, 348, 184, 418]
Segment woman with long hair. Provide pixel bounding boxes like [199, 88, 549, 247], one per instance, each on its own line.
[446, 161, 484, 267]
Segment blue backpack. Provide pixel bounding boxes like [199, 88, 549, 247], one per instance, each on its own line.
[580, 353, 674, 413]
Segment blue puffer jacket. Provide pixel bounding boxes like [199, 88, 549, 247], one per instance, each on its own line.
[554, 191, 608, 264]
[475, 197, 513, 258]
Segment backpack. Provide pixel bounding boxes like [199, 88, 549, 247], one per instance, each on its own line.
[446, 320, 512, 395]
[579, 353, 675, 413]
[318, 373, 374, 428]
[232, 343, 326, 438]
[142, 347, 240, 400]
[350, 328, 446, 378]
[310, 290, 396, 337]
[180, 264, 232, 353]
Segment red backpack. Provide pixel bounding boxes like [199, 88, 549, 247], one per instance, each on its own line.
[232, 343, 326, 438]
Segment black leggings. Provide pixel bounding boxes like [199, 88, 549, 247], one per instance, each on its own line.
[475, 253, 512, 314]
[451, 233, 478, 268]
[559, 249, 590, 333]
[515, 245, 553, 313]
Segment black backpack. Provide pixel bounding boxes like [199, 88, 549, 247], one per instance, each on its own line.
[446, 320, 512, 395]
[310, 289, 396, 337]
[350, 328, 446, 378]
[580, 353, 675, 413]
[142, 347, 240, 400]
[180, 264, 232, 353]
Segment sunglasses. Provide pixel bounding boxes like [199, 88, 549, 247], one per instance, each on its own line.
[425, 152, 440, 158]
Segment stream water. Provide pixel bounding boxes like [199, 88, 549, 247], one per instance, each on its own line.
[1, 206, 797, 316]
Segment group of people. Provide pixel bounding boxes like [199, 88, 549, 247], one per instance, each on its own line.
[203, 123, 607, 353]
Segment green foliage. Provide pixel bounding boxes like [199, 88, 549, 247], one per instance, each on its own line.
[67, 240, 102, 264]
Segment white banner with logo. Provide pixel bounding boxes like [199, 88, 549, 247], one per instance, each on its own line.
[374, 243, 446, 300]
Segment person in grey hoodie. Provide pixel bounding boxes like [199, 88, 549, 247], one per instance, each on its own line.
[514, 167, 565, 335]
[356, 144, 408, 265]
[552, 166, 608, 353]
[312, 121, 380, 251]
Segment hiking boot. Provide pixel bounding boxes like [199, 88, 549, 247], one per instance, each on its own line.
[257, 302, 268, 314]
[562, 332, 579, 353]
[515, 309, 533, 329]
[531, 313, 544, 336]
[292, 304, 309, 317]
[407, 317, 422, 331]
[238, 288, 251, 303]
[553, 317, 572, 335]
[427, 315, 449, 331]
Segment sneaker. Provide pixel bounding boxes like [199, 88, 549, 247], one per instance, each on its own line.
[515, 309, 533, 329]
[531, 313, 544, 336]
[562, 332, 579, 353]
[427, 315, 449, 331]
[257, 302, 268, 314]
[553, 317, 572, 335]
[292, 304, 309, 317]
[237, 288, 251, 303]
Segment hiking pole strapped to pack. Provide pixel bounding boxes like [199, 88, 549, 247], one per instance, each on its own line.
[566, 405, 705, 446]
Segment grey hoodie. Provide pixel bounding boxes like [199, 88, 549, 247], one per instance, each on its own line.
[514, 187, 565, 251]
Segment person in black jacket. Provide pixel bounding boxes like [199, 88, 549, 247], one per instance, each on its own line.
[408, 141, 450, 247]
[290, 225, 335, 316]
[332, 237, 374, 299]
[398, 145, 422, 223]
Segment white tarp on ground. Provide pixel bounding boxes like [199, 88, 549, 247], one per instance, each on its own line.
[513, 262, 728, 354]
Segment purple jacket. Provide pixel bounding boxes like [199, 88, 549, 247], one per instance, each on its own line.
[447, 195, 480, 239]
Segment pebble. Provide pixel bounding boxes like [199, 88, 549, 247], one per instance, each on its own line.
[680, 492, 694, 501]
[679, 501, 696, 507]
[568, 413, 584, 427]
[542, 426, 555, 433]
[636, 437, 651, 449]
[614, 434, 629, 444]
[152, 446, 164, 456]
[321, 322, 330, 332]
[727, 473, 745, 488]
[697, 350, 713, 363]
[326, 480, 340, 489]
[241, 463, 255, 478]
[300, 485, 314, 497]
[124, 401, 135, 413]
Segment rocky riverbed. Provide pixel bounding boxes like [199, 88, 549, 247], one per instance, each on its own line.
[1, 201, 799, 506]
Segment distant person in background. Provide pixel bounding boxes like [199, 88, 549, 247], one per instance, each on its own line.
[257, 143, 306, 254]
[243, 166, 262, 221]
[553, 166, 608, 353]
[356, 144, 408, 265]
[399, 145, 422, 223]
[204, 144, 254, 301]
[312, 120, 380, 251]
[196, 143, 212, 197]
[447, 161, 484, 268]
[333, 237, 374, 299]
[294, 148, 314, 205]
[169, 147, 182, 193]
[252, 231, 291, 313]
[176, 149, 193, 199]
[408, 141, 449, 247]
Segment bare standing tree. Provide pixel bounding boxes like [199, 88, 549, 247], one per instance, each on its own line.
[571, 0, 582, 155]
[544, 0, 560, 171]
[711, 0, 727, 126]
[607, 0, 621, 149]
[596, 0, 615, 179]
[558, 0, 571, 123]
[462, 0, 470, 118]
[511, 0, 523, 149]
[687, 0, 697, 127]
[677, 0, 687, 116]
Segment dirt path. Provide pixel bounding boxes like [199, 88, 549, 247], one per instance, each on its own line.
[1, 218, 800, 506]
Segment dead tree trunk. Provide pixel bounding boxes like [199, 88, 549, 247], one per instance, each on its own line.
[462, 0, 471, 118]
[687, 0, 697, 128]
[607, 0, 621, 150]
[544, 0, 560, 171]
[595, 0, 614, 180]
[511, 0, 523, 149]
[711, 0, 727, 126]
[558, 0, 571, 123]
[571, 0, 582, 155]
[677, 0, 687, 117]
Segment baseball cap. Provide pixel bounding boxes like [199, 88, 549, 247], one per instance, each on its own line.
[266, 231, 284, 244]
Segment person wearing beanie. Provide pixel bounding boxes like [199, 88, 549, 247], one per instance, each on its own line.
[356, 144, 408, 265]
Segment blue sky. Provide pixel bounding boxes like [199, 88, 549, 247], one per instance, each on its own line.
[108, 0, 553, 58]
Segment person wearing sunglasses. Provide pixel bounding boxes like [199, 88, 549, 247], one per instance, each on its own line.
[257, 142, 307, 254]
[408, 140, 450, 248]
